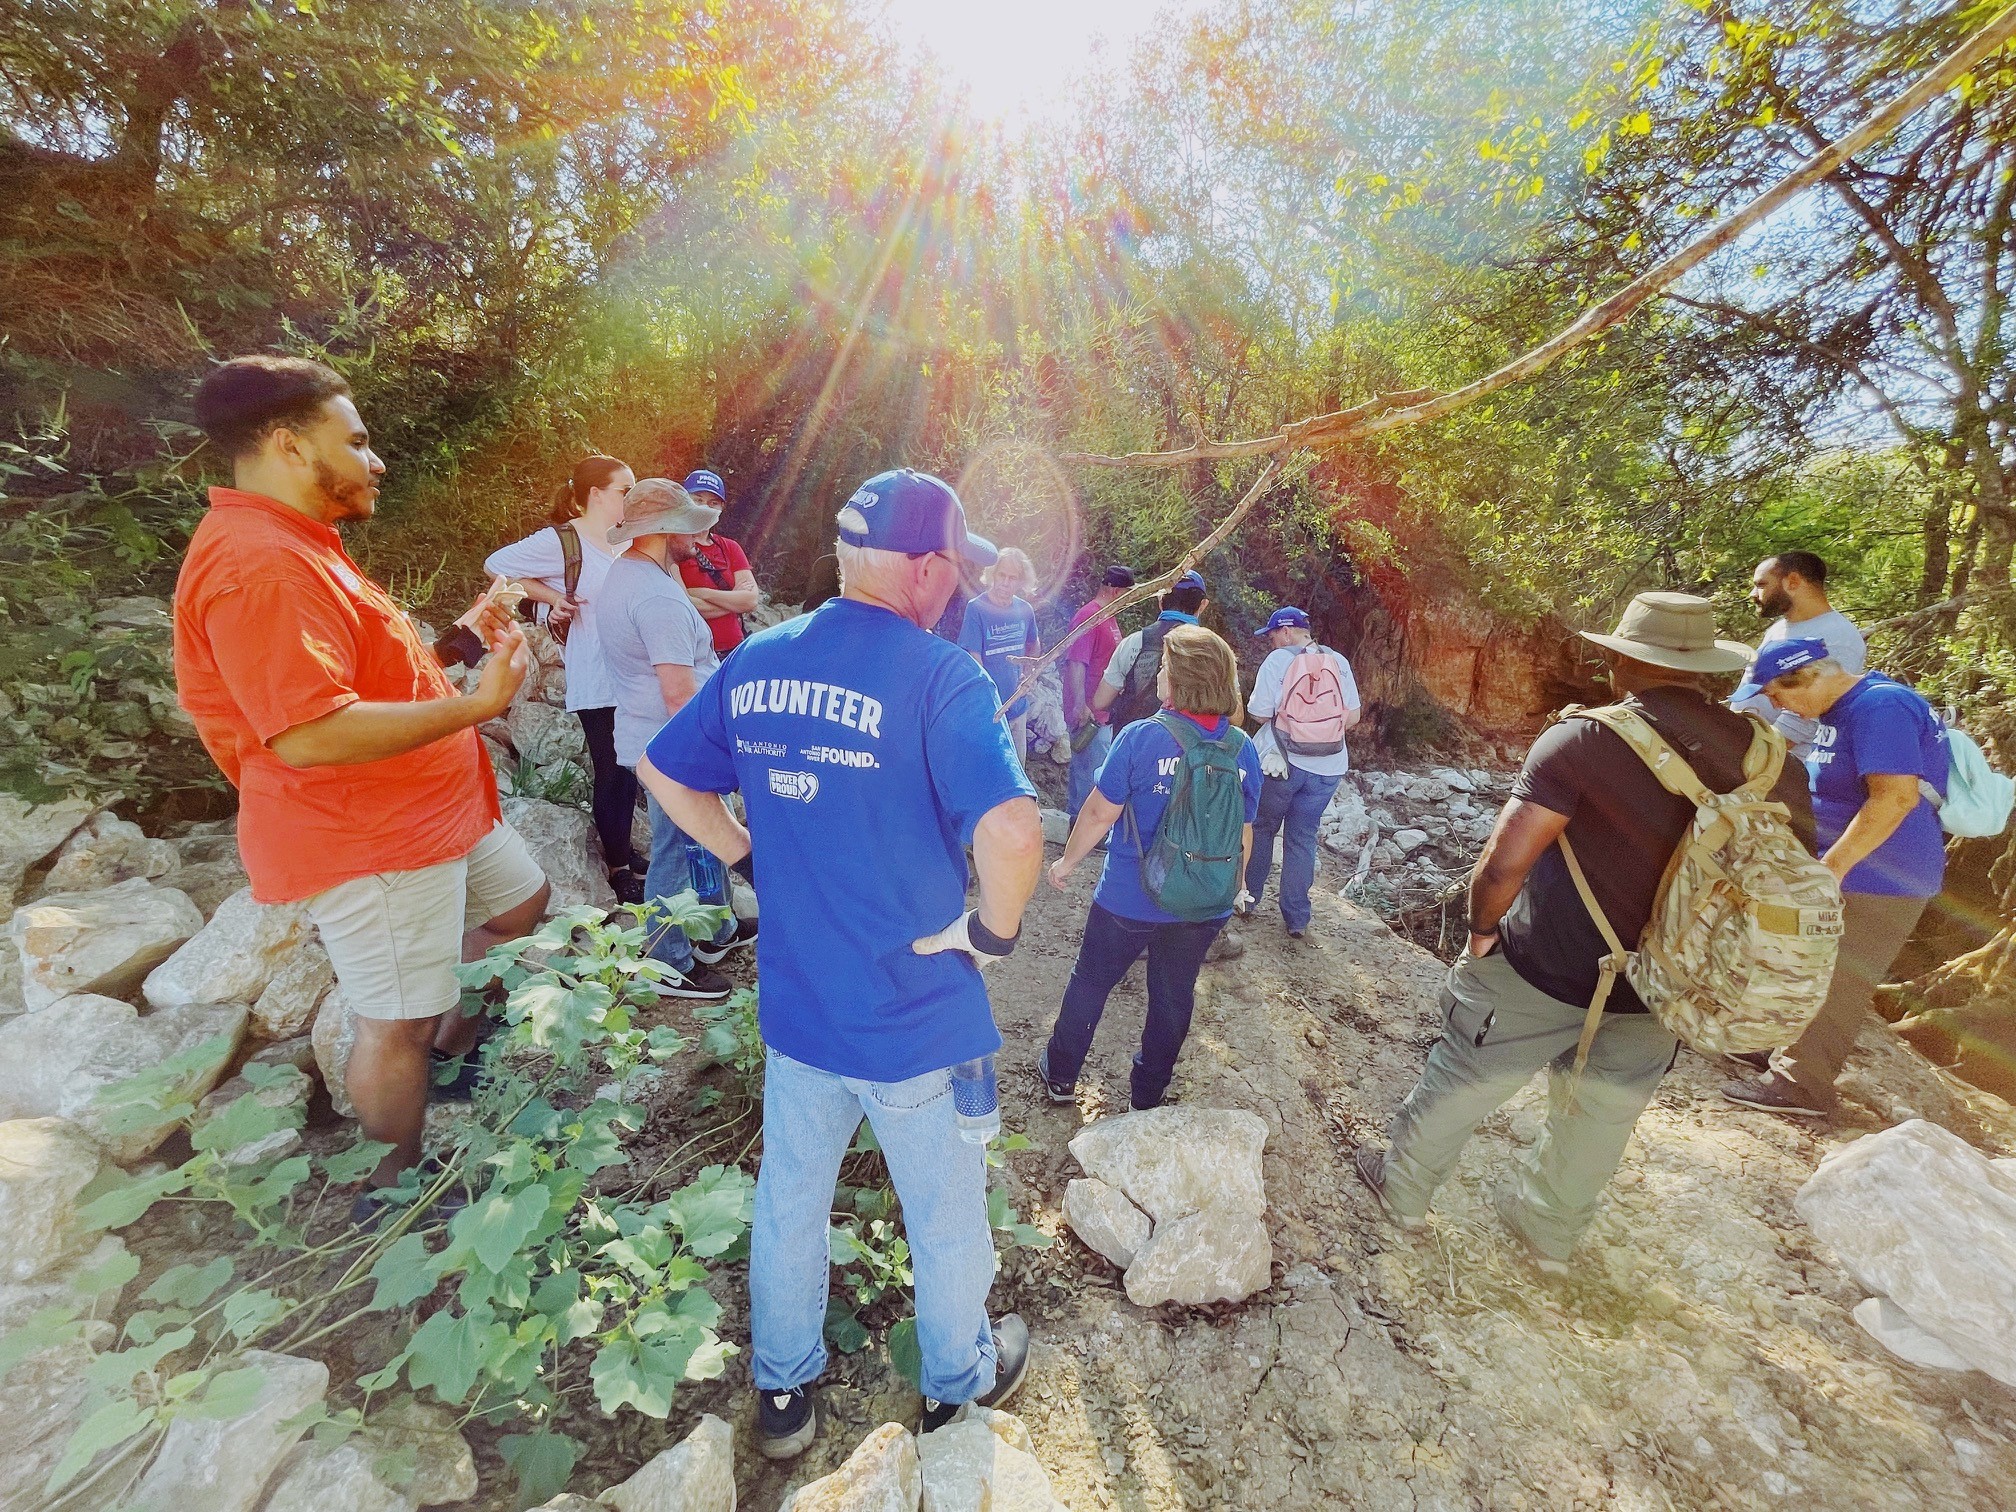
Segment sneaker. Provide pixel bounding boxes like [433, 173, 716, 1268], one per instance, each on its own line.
[429, 1049, 483, 1102]
[1726, 1049, 1773, 1073]
[1036, 1048, 1076, 1105]
[350, 1158, 468, 1229]
[609, 867, 647, 906]
[921, 1314, 1030, 1434]
[1493, 1187, 1571, 1278]
[757, 1383, 817, 1460]
[650, 961, 733, 1001]
[1350, 1147, 1426, 1233]
[1721, 1073, 1828, 1118]
[1286, 925, 1305, 940]
[692, 918, 759, 966]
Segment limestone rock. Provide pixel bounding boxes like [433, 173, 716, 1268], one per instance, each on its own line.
[1063, 1178, 1151, 1269]
[0, 997, 246, 1162]
[0, 1119, 106, 1282]
[500, 796, 612, 914]
[0, 1234, 131, 1334]
[600, 1412, 734, 1512]
[143, 886, 315, 1009]
[94, 595, 172, 632]
[196, 1065, 312, 1168]
[177, 858, 253, 919]
[1122, 1203, 1273, 1307]
[312, 986, 359, 1117]
[0, 794, 96, 910]
[1038, 809, 1070, 847]
[0, 1337, 103, 1500]
[1795, 1119, 2016, 1386]
[533, 1498, 604, 1512]
[10, 878, 203, 1011]
[780, 1422, 919, 1512]
[1430, 767, 1476, 793]
[508, 698, 587, 769]
[1391, 828, 1430, 855]
[359, 1396, 480, 1506]
[0, 941, 21, 1020]
[126, 1349, 328, 1512]
[1067, 1106, 1269, 1224]
[39, 812, 181, 896]
[918, 1407, 1064, 1512]
[1853, 1296, 1974, 1373]
[261, 1440, 415, 1512]
[1318, 789, 1373, 854]
[250, 941, 335, 1039]
[250, 1035, 320, 1078]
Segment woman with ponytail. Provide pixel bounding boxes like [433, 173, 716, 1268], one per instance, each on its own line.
[485, 456, 644, 900]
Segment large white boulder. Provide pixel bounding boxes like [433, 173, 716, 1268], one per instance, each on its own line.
[1067, 1106, 1268, 1224]
[508, 698, 587, 769]
[0, 794, 96, 910]
[1122, 1205, 1274, 1307]
[311, 985, 360, 1117]
[780, 1421, 919, 1512]
[38, 811, 181, 896]
[500, 796, 613, 914]
[918, 1407, 1064, 1512]
[0, 1118, 107, 1282]
[261, 1440, 415, 1512]
[143, 886, 315, 1009]
[125, 1349, 328, 1512]
[250, 940, 335, 1039]
[177, 858, 253, 919]
[601, 1413, 735, 1512]
[1795, 1118, 2016, 1387]
[358, 1395, 480, 1506]
[10, 878, 203, 1011]
[0, 1337, 101, 1499]
[1062, 1178, 1150, 1270]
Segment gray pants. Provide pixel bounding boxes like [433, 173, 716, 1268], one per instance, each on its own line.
[1775, 892, 1929, 1105]
[1382, 950, 1679, 1262]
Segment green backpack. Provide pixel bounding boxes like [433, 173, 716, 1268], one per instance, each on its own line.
[1126, 713, 1250, 921]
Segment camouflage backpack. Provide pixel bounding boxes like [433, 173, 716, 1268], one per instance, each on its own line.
[1556, 703, 1845, 1073]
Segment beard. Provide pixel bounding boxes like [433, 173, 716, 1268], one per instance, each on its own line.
[312, 458, 377, 522]
[1755, 584, 1793, 619]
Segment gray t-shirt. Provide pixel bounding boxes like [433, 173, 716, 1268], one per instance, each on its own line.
[1732, 608, 1867, 750]
[597, 554, 720, 767]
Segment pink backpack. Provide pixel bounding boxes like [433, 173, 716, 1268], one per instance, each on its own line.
[1274, 646, 1349, 755]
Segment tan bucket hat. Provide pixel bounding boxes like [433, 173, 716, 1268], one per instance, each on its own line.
[1578, 591, 1752, 675]
[606, 477, 721, 546]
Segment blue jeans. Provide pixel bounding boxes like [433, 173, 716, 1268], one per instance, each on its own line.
[1044, 902, 1225, 1109]
[1244, 767, 1342, 932]
[642, 789, 733, 973]
[751, 1048, 1000, 1403]
[1067, 722, 1113, 817]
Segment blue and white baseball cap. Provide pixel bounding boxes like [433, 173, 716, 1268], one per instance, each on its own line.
[1732, 637, 1830, 700]
[1256, 606, 1311, 636]
[682, 469, 726, 502]
[1171, 570, 1206, 594]
[836, 470, 998, 564]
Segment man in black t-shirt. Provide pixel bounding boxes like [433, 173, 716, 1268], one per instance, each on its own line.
[1351, 593, 1813, 1274]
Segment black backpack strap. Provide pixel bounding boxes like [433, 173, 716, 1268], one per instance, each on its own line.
[556, 522, 583, 598]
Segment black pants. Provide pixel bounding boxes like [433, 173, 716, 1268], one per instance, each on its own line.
[1045, 902, 1226, 1110]
[575, 706, 638, 873]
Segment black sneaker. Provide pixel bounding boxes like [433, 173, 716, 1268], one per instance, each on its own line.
[757, 1382, 817, 1460]
[920, 1313, 1030, 1434]
[429, 1048, 483, 1102]
[692, 918, 759, 966]
[609, 867, 647, 906]
[651, 961, 733, 1001]
[1036, 1048, 1075, 1105]
[350, 1158, 468, 1229]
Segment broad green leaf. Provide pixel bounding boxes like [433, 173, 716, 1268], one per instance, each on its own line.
[76, 1166, 190, 1229]
[450, 1184, 550, 1275]
[90, 1325, 194, 1386]
[321, 1139, 396, 1184]
[499, 1430, 580, 1506]
[825, 1299, 870, 1353]
[70, 1246, 141, 1298]
[143, 1257, 235, 1309]
[190, 1090, 296, 1156]
[220, 1289, 287, 1341]
[887, 1316, 922, 1388]
[403, 1307, 498, 1406]
[601, 1225, 672, 1278]
[245, 1155, 314, 1210]
[0, 1307, 88, 1380]
[369, 1232, 448, 1311]
[185, 1364, 267, 1421]
[45, 1396, 155, 1495]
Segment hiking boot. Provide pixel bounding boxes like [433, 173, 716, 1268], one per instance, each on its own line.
[1036, 1048, 1076, 1105]
[651, 961, 733, 1001]
[757, 1383, 817, 1460]
[1286, 924, 1305, 940]
[921, 1314, 1030, 1434]
[1721, 1073, 1828, 1118]
[429, 1048, 483, 1102]
[1725, 1049, 1773, 1073]
[692, 918, 759, 966]
[1351, 1147, 1426, 1233]
[1493, 1187, 1571, 1278]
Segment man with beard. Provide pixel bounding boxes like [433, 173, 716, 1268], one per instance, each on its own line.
[1733, 551, 1865, 751]
[175, 356, 550, 1221]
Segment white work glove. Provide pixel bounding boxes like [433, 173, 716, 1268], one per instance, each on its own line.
[1233, 889, 1256, 915]
[1261, 747, 1289, 780]
[911, 909, 1018, 968]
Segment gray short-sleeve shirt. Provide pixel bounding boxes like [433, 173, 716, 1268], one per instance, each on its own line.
[597, 554, 720, 766]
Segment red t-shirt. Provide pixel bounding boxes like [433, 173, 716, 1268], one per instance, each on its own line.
[1064, 598, 1122, 724]
[678, 534, 752, 655]
[173, 487, 500, 903]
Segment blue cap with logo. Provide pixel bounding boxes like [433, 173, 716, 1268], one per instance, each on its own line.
[836, 470, 998, 565]
[1732, 637, 1830, 701]
[682, 469, 726, 502]
[1171, 570, 1206, 594]
[1257, 606, 1311, 636]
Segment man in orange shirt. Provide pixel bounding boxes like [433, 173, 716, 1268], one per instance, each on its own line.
[176, 355, 550, 1218]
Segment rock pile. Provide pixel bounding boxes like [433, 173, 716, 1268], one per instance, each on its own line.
[1064, 1106, 1273, 1306]
[1312, 764, 1513, 918]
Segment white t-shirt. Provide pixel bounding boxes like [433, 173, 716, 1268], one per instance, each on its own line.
[483, 522, 621, 713]
[1247, 643, 1362, 777]
[1733, 608, 1867, 748]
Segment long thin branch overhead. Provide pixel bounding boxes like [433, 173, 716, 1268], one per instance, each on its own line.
[1063, 4, 2016, 470]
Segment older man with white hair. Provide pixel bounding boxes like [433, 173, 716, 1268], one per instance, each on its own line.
[637, 469, 1044, 1458]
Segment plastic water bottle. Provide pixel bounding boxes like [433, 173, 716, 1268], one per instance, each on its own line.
[950, 1056, 1000, 1144]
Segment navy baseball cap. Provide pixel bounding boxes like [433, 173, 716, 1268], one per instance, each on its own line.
[836, 470, 997, 565]
[1257, 606, 1311, 636]
[1102, 564, 1137, 588]
[1733, 637, 1830, 700]
[683, 469, 726, 502]
[1171, 570, 1206, 593]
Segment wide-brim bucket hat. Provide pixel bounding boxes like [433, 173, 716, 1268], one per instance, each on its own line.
[607, 477, 721, 546]
[1578, 591, 1752, 675]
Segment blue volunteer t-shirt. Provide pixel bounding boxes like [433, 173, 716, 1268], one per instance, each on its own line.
[644, 598, 1037, 1081]
[1094, 712, 1263, 924]
[1807, 673, 1949, 898]
[958, 595, 1037, 719]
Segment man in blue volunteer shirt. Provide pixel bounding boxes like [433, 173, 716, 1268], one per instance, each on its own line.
[637, 469, 1044, 1458]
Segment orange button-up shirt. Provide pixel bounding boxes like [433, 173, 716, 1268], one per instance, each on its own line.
[173, 487, 499, 903]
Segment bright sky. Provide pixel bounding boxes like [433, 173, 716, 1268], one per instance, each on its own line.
[878, 0, 1184, 121]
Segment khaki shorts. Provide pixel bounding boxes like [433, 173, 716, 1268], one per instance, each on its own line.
[306, 820, 545, 1021]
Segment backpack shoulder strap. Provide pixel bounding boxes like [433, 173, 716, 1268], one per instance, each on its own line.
[1735, 716, 1787, 797]
[1565, 703, 1714, 807]
[1557, 834, 1630, 1081]
[1156, 710, 1200, 752]
[555, 522, 583, 596]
